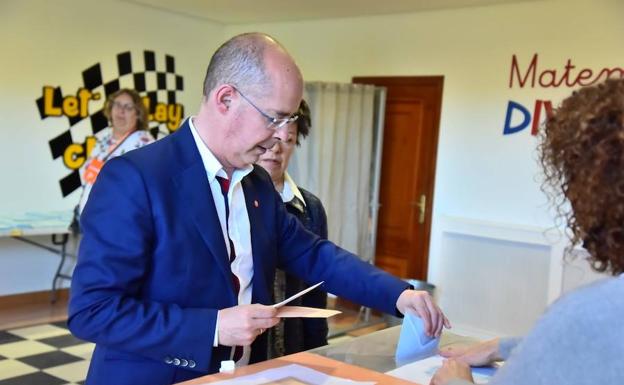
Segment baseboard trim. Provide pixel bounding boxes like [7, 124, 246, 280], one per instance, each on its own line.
[0, 289, 69, 310]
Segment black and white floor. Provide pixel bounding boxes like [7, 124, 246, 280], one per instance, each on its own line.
[0, 321, 91, 385]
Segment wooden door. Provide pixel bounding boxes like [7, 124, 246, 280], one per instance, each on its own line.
[353, 77, 443, 279]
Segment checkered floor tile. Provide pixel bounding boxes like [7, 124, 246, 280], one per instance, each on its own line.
[0, 321, 93, 385]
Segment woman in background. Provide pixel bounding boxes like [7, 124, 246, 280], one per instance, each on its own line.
[431, 79, 624, 385]
[77, 89, 153, 214]
[256, 100, 330, 357]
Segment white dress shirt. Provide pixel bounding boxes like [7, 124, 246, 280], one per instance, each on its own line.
[189, 117, 254, 365]
[278, 172, 307, 210]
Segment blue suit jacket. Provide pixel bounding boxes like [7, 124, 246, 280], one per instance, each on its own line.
[69, 119, 409, 385]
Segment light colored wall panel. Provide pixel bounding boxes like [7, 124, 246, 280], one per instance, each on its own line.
[436, 222, 550, 337]
[561, 250, 610, 295]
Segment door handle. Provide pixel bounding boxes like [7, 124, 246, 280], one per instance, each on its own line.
[417, 194, 426, 224]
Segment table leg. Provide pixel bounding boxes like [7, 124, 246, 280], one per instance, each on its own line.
[51, 233, 70, 303]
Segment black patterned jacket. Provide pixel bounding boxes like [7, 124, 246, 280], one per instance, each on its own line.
[269, 187, 329, 357]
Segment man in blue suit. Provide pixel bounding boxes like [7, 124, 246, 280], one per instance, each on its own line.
[69, 32, 450, 385]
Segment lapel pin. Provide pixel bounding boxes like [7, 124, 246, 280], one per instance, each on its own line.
[254, 200, 259, 208]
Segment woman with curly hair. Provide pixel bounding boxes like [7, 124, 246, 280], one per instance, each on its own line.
[430, 79, 624, 385]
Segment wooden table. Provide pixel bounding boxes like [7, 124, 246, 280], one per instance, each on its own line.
[177, 351, 418, 384]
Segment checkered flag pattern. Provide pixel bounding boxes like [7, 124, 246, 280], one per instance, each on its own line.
[36, 51, 185, 197]
[0, 322, 93, 385]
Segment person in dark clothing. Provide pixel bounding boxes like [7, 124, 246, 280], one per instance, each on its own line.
[256, 99, 329, 356]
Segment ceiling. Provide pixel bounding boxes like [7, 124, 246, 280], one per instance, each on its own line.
[120, 0, 542, 24]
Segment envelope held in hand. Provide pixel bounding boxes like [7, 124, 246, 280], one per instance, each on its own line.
[395, 312, 440, 364]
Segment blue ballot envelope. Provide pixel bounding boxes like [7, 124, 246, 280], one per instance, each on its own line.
[395, 312, 440, 364]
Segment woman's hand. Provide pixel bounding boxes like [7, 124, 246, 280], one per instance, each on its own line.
[439, 338, 501, 366]
[430, 359, 473, 385]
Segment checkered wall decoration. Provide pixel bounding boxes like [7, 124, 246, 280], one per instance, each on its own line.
[35, 51, 185, 197]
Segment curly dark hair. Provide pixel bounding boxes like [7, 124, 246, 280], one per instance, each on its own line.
[540, 78, 624, 275]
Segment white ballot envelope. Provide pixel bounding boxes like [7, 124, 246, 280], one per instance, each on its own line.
[395, 312, 440, 363]
[271, 282, 340, 318]
[272, 281, 324, 308]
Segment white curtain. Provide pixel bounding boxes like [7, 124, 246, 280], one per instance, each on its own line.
[289, 82, 378, 261]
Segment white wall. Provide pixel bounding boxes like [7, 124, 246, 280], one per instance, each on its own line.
[0, 0, 224, 295]
[224, 0, 623, 226]
[1, 0, 223, 214]
[225, 0, 621, 335]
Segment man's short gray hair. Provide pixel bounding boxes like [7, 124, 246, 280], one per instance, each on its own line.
[203, 33, 273, 98]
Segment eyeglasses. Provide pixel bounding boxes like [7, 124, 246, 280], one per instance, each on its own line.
[232, 86, 299, 129]
[111, 101, 136, 113]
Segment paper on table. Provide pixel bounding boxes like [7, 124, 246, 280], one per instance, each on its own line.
[386, 354, 496, 385]
[395, 312, 440, 364]
[202, 363, 376, 385]
[276, 306, 341, 318]
[272, 281, 324, 308]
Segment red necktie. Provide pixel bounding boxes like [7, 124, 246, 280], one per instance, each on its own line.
[216, 176, 243, 361]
